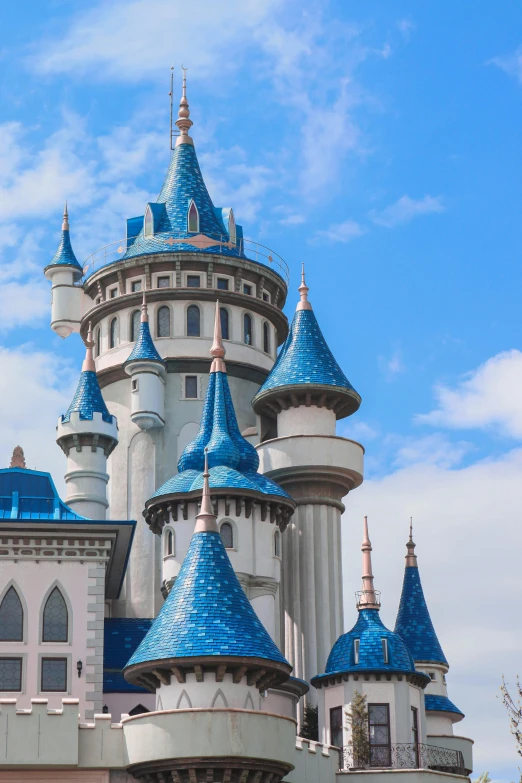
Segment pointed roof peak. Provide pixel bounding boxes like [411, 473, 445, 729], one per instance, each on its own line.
[194, 448, 217, 533]
[210, 299, 226, 372]
[46, 205, 82, 274]
[82, 321, 96, 372]
[406, 516, 417, 567]
[141, 290, 149, 323]
[357, 516, 381, 611]
[175, 65, 194, 146]
[62, 201, 69, 231]
[296, 263, 312, 311]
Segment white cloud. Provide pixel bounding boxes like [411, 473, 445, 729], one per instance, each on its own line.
[342, 447, 522, 772]
[279, 214, 305, 226]
[370, 194, 445, 228]
[392, 433, 472, 469]
[418, 350, 522, 438]
[315, 219, 366, 243]
[397, 19, 415, 41]
[378, 344, 405, 380]
[488, 46, 522, 84]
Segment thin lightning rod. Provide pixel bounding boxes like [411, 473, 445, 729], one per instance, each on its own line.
[169, 66, 174, 151]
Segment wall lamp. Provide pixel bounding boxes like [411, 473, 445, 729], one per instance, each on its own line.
[77, 659, 83, 678]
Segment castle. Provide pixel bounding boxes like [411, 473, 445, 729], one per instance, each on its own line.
[0, 75, 473, 781]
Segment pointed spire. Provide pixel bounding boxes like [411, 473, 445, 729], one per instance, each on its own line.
[194, 448, 218, 533]
[210, 300, 226, 373]
[82, 322, 96, 372]
[406, 516, 417, 567]
[141, 290, 149, 323]
[357, 516, 381, 610]
[296, 263, 312, 311]
[62, 202, 69, 231]
[175, 66, 194, 146]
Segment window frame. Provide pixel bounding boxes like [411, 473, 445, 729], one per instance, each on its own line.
[156, 305, 171, 338]
[186, 304, 201, 337]
[186, 274, 201, 288]
[273, 530, 281, 559]
[187, 199, 199, 233]
[130, 309, 141, 342]
[109, 287, 118, 299]
[243, 312, 253, 346]
[109, 317, 119, 349]
[39, 655, 69, 694]
[219, 520, 235, 550]
[216, 277, 230, 291]
[163, 527, 175, 558]
[40, 583, 71, 645]
[329, 706, 343, 748]
[156, 275, 171, 289]
[130, 279, 143, 293]
[0, 583, 25, 643]
[353, 638, 360, 664]
[144, 204, 154, 238]
[243, 283, 253, 296]
[220, 306, 230, 340]
[181, 374, 200, 400]
[381, 638, 389, 664]
[0, 656, 24, 693]
[263, 321, 271, 354]
[368, 703, 391, 766]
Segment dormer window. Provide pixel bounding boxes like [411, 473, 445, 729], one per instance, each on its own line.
[354, 638, 360, 664]
[144, 205, 154, 238]
[382, 638, 389, 664]
[229, 209, 236, 244]
[187, 200, 199, 233]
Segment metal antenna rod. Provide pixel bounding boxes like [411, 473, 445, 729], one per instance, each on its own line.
[169, 66, 174, 151]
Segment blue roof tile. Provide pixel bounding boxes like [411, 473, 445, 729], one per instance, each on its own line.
[0, 467, 85, 521]
[104, 618, 152, 693]
[125, 530, 289, 668]
[48, 228, 83, 272]
[62, 370, 114, 425]
[394, 566, 448, 666]
[424, 694, 464, 718]
[125, 321, 164, 364]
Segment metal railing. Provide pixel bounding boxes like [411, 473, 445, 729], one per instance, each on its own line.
[341, 743, 466, 775]
[81, 231, 289, 285]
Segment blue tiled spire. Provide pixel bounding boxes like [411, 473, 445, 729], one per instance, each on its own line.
[126, 454, 290, 672]
[125, 293, 164, 365]
[47, 204, 83, 274]
[62, 326, 114, 425]
[394, 526, 448, 666]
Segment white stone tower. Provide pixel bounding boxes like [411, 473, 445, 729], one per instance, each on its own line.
[44, 204, 84, 338]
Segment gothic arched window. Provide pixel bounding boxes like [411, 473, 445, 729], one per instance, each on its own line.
[164, 528, 174, 557]
[0, 587, 23, 641]
[187, 305, 200, 337]
[109, 317, 119, 349]
[157, 306, 171, 338]
[220, 307, 229, 340]
[263, 322, 270, 354]
[243, 313, 253, 346]
[187, 200, 199, 233]
[130, 310, 141, 342]
[144, 205, 153, 237]
[220, 522, 234, 549]
[42, 587, 68, 643]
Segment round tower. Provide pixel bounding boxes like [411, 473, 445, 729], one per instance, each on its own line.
[254, 267, 364, 687]
[56, 325, 118, 518]
[44, 204, 84, 338]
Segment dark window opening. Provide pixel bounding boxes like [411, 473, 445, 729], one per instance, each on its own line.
[220, 307, 229, 340]
[187, 275, 201, 288]
[220, 522, 234, 549]
[130, 309, 141, 342]
[129, 704, 150, 716]
[157, 306, 171, 338]
[217, 278, 229, 291]
[263, 322, 270, 354]
[368, 704, 391, 766]
[0, 587, 23, 641]
[188, 201, 199, 232]
[0, 658, 22, 691]
[243, 283, 252, 296]
[42, 588, 68, 642]
[157, 276, 170, 288]
[185, 376, 198, 399]
[41, 657, 67, 692]
[187, 305, 200, 336]
[243, 313, 253, 346]
[109, 318, 118, 349]
[330, 706, 343, 748]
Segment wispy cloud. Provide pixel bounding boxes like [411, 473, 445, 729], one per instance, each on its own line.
[379, 344, 405, 380]
[370, 194, 445, 228]
[397, 19, 415, 41]
[315, 219, 366, 243]
[488, 46, 522, 84]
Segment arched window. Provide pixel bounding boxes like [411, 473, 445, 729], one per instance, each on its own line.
[144, 205, 153, 237]
[220, 307, 229, 340]
[164, 528, 174, 557]
[130, 310, 141, 342]
[157, 306, 171, 338]
[263, 322, 270, 354]
[95, 328, 101, 358]
[243, 313, 253, 346]
[187, 305, 200, 337]
[220, 522, 234, 549]
[274, 530, 281, 558]
[228, 210, 236, 244]
[0, 587, 23, 641]
[187, 200, 199, 233]
[109, 317, 119, 349]
[42, 587, 68, 643]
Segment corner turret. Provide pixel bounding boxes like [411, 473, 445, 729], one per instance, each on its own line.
[44, 205, 84, 338]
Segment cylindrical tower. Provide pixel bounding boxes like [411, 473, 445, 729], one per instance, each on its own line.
[254, 268, 364, 689]
[56, 325, 118, 518]
[44, 205, 85, 338]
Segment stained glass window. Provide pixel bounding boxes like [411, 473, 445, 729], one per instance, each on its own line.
[220, 308, 229, 340]
[41, 658, 67, 692]
[42, 588, 68, 642]
[157, 306, 171, 338]
[243, 314, 253, 346]
[220, 522, 233, 549]
[157, 276, 170, 288]
[368, 704, 391, 766]
[187, 306, 200, 337]
[0, 588, 23, 641]
[130, 310, 141, 342]
[0, 658, 22, 691]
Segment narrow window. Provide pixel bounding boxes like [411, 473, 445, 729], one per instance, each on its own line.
[381, 638, 389, 664]
[131, 280, 142, 293]
[41, 658, 67, 692]
[220, 522, 234, 549]
[187, 275, 201, 288]
[274, 530, 281, 558]
[0, 587, 23, 641]
[42, 587, 68, 643]
[330, 706, 343, 748]
[411, 707, 419, 764]
[429, 672, 436, 681]
[188, 200, 199, 232]
[243, 283, 252, 296]
[185, 376, 198, 399]
[131, 379, 139, 392]
[157, 276, 170, 289]
[243, 313, 253, 346]
[187, 306, 200, 337]
[164, 529, 174, 557]
[228, 210, 236, 244]
[144, 205, 153, 237]
[368, 704, 391, 766]
[0, 658, 22, 691]
[157, 306, 171, 338]
[353, 638, 360, 664]
[220, 308, 229, 340]
[110, 288, 118, 299]
[262, 291, 270, 303]
[263, 322, 270, 354]
[130, 309, 141, 342]
[109, 318, 119, 349]
[217, 278, 229, 291]
[95, 328, 100, 358]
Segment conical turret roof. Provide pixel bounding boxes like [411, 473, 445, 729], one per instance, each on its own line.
[45, 205, 83, 277]
[62, 326, 114, 425]
[125, 293, 164, 365]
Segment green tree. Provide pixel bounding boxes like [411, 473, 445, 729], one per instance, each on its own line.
[301, 704, 319, 742]
[346, 690, 370, 768]
[473, 774, 491, 783]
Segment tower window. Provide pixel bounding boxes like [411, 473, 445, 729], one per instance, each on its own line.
[187, 305, 200, 337]
[220, 522, 234, 549]
[262, 291, 270, 303]
[0, 587, 23, 641]
[131, 280, 142, 293]
[429, 672, 436, 680]
[185, 376, 198, 399]
[0, 658, 22, 691]
[188, 200, 199, 232]
[41, 658, 67, 692]
[130, 309, 141, 342]
[42, 587, 68, 643]
[157, 276, 170, 288]
[164, 528, 175, 557]
[109, 318, 119, 349]
[220, 307, 229, 340]
[381, 638, 389, 664]
[368, 704, 391, 764]
[243, 284, 252, 296]
[157, 306, 171, 338]
[95, 328, 101, 358]
[354, 638, 360, 664]
[110, 288, 118, 299]
[243, 313, 253, 346]
[131, 379, 139, 392]
[274, 530, 281, 558]
[263, 322, 270, 354]
[330, 706, 343, 748]
[187, 275, 201, 288]
[217, 278, 229, 291]
[144, 205, 153, 238]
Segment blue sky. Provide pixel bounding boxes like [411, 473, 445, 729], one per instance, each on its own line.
[1, 0, 522, 775]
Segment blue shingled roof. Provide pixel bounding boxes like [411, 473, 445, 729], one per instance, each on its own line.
[123, 144, 245, 261]
[313, 608, 419, 684]
[152, 371, 290, 501]
[424, 694, 464, 718]
[394, 565, 448, 666]
[0, 467, 84, 521]
[104, 618, 152, 693]
[254, 308, 360, 400]
[62, 370, 114, 425]
[48, 227, 83, 272]
[126, 530, 289, 668]
[125, 321, 164, 364]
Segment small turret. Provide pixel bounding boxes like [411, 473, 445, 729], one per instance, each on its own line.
[56, 324, 118, 518]
[124, 292, 166, 430]
[44, 204, 84, 338]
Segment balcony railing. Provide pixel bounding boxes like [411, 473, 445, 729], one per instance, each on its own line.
[81, 232, 290, 286]
[341, 743, 466, 775]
